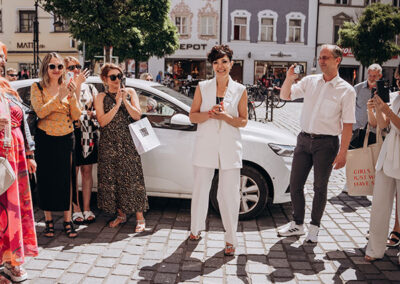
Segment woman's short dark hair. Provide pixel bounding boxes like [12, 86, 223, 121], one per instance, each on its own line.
[207, 45, 233, 63]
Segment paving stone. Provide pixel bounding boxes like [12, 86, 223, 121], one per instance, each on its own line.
[68, 263, 92, 274]
[48, 260, 73, 269]
[104, 275, 130, 284]
[153, 272, 177, 283]
[40, 268, 64, 278]
[58, 272, 84, 284]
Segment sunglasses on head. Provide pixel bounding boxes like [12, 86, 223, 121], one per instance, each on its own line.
[67, 64, 82, 71]
[108, 73, 123, 81]
[49, 64, 64, 70]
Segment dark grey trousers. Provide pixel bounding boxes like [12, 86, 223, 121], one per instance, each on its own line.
[290, 132, 339, 227]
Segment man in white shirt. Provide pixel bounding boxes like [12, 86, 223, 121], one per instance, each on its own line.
[278, 44, 356, 242]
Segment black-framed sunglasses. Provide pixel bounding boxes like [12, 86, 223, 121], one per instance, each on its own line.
[8, 74, 18, 77]
[49, 64, 64, 70]
[67, 64, 82, 71]
[108, 73, 123, 81]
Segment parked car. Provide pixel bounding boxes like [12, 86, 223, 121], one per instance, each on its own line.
[11, 77, 296, 220]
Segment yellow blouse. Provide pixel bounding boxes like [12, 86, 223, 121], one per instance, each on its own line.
[30, 82, 81, 136]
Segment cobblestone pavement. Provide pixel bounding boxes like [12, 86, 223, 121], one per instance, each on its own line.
[8, 102, 400, 284]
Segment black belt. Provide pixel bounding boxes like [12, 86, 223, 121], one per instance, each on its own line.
[301, 132, 337, 139]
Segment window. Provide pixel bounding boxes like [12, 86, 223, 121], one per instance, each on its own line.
[175, 16, 188, 35]
[200, 16, 214, 36]
[285, 12, 305, 43]
[336, 0, 349, 4]
[234, 17, 247, 40]
[19, 10, 35, 32]
[54, 16, 69, 32]
[258, 10, 278, 42]
[288, 20, 301, 42]
[333, 13, 352, 44]
[365, 0, 379, 4]
[394, 0, 400, 7]
[230, 10, 251, 41]
[260, 19, 274, 41]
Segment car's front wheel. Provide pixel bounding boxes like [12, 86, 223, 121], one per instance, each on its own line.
[210, 165, 270, 220]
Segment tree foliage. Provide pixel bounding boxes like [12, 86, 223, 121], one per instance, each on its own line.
[40, 0, 179, 68]
[338, 3, 400, 67]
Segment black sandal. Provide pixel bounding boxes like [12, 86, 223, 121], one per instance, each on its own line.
[387, 231, 400, 247]
[63, 221, 78, 238]
[44, 220, 55, 238]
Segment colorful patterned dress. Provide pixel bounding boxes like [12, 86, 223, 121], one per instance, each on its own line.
[0, 99, 38, 266]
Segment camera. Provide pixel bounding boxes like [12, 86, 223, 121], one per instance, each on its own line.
[376, 80, 390, 103]
[294, 65, 304, 74]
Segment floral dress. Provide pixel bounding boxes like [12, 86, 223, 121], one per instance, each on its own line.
[0, 99, 38, 266]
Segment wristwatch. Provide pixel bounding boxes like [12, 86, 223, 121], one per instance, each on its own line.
[26, 154, 34, 160]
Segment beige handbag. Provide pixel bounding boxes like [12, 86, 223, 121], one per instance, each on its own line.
[0, 94, 16, 195]
[346, 126, 383, 196]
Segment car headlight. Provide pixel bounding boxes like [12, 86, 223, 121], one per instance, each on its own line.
[268, 143, 295, 157]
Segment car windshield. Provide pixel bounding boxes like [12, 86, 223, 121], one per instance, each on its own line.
[153, 85, 193, 107]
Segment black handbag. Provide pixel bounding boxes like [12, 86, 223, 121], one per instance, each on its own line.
[349, 124, 376, 149]
[27, 82, 43, 136]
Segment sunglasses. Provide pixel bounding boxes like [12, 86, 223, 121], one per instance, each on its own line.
[49, 64, 64, 70]
[67, 64, 82, 71]
[108, 73, 123, 81]
[8, 74, 18, 77]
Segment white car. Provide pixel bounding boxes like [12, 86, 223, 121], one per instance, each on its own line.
[11, 77, 296, 220]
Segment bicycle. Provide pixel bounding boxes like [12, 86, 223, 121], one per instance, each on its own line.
[247, 93, 257, 121]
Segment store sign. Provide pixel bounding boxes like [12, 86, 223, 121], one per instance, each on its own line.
[179, 44, 207, 50]
[342, 47, 354, 57]
[16, 42, 45, 49]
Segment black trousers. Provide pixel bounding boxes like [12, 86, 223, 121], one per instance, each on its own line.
[290, 132, 339, 227]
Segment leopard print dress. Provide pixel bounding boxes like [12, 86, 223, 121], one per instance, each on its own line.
[97, 92, 148, 214]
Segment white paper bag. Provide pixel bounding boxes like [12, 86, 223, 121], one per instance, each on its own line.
[128, 117, 160, 155]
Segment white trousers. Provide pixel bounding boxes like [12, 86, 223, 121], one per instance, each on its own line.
[190, 166, 241, 247]
[366, 170, 400, 258]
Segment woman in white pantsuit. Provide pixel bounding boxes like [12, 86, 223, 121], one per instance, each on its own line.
[365, 66, 400, 263]
[189, 45, 248, 256]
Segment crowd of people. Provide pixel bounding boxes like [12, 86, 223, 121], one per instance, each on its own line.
[0, 40, 399, 283]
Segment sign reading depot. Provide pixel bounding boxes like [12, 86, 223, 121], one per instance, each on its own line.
[179, 43, 207, 50]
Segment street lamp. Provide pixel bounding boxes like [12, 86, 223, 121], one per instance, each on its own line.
[32, 0, 63, 78]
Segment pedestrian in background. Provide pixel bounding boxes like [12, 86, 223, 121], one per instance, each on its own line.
[156, 71, 163, 83]
[31, 52, 81, 238]
[278, 44, 356, 243]
[189, 45, 248, 256]
[365, 65, 400, 263]
[94, 63, 147, 232]
[5, 68, 18, 82]
[0, 42, 38, 284]
[64, 56, 98, 225]
[139, 72, 153, 81]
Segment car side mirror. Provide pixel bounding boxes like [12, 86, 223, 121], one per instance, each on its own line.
[170, 113, 192, 126]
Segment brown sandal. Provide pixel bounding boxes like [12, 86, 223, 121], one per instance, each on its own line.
[189, 232, 201, 241]
[109, 215, 126, 228]
[224, 243, 235, 256]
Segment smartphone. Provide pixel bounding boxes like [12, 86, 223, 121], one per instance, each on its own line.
[66, 72, 74, 83]
[294, 65, 304, 74]
[376, 80, 390, 103]
[120, 77, 126, 88]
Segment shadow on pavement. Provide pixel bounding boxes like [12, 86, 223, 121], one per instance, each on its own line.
[137, 237, 324, 283]
[328, 192, 371, 213]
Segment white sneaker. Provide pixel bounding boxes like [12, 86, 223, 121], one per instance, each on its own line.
[305, 224, 319, 243]
[277, 221, 305, 237]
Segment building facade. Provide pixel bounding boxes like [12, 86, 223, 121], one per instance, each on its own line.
[222, 0, 318, 84]
[0, 0, 79, 78]
[317, 0, 400, 85]
[148, 0, 221, 83]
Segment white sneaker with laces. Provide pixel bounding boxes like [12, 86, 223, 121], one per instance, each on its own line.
[305, 224, 319, 243]
[277, 221, 305, 237]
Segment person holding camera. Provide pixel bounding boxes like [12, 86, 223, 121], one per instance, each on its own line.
[94, 63, 147, 232]
[278, 44, 356, 243]
[365, 65, 400, 263]
[31, 52, 81, 238]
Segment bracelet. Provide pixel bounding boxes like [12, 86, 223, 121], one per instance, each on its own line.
[26, 154, 34, 160]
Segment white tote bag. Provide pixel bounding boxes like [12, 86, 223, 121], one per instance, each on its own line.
[128, 117, 160, 155]
[346, 126, 383, 196]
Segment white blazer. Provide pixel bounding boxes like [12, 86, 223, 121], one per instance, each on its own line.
[192, 76, 246, 170]
[376, 94, 400, 179]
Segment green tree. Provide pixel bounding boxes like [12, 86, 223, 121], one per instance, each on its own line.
[338, 3, 400, 70]
[41, 0, 179, 76]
